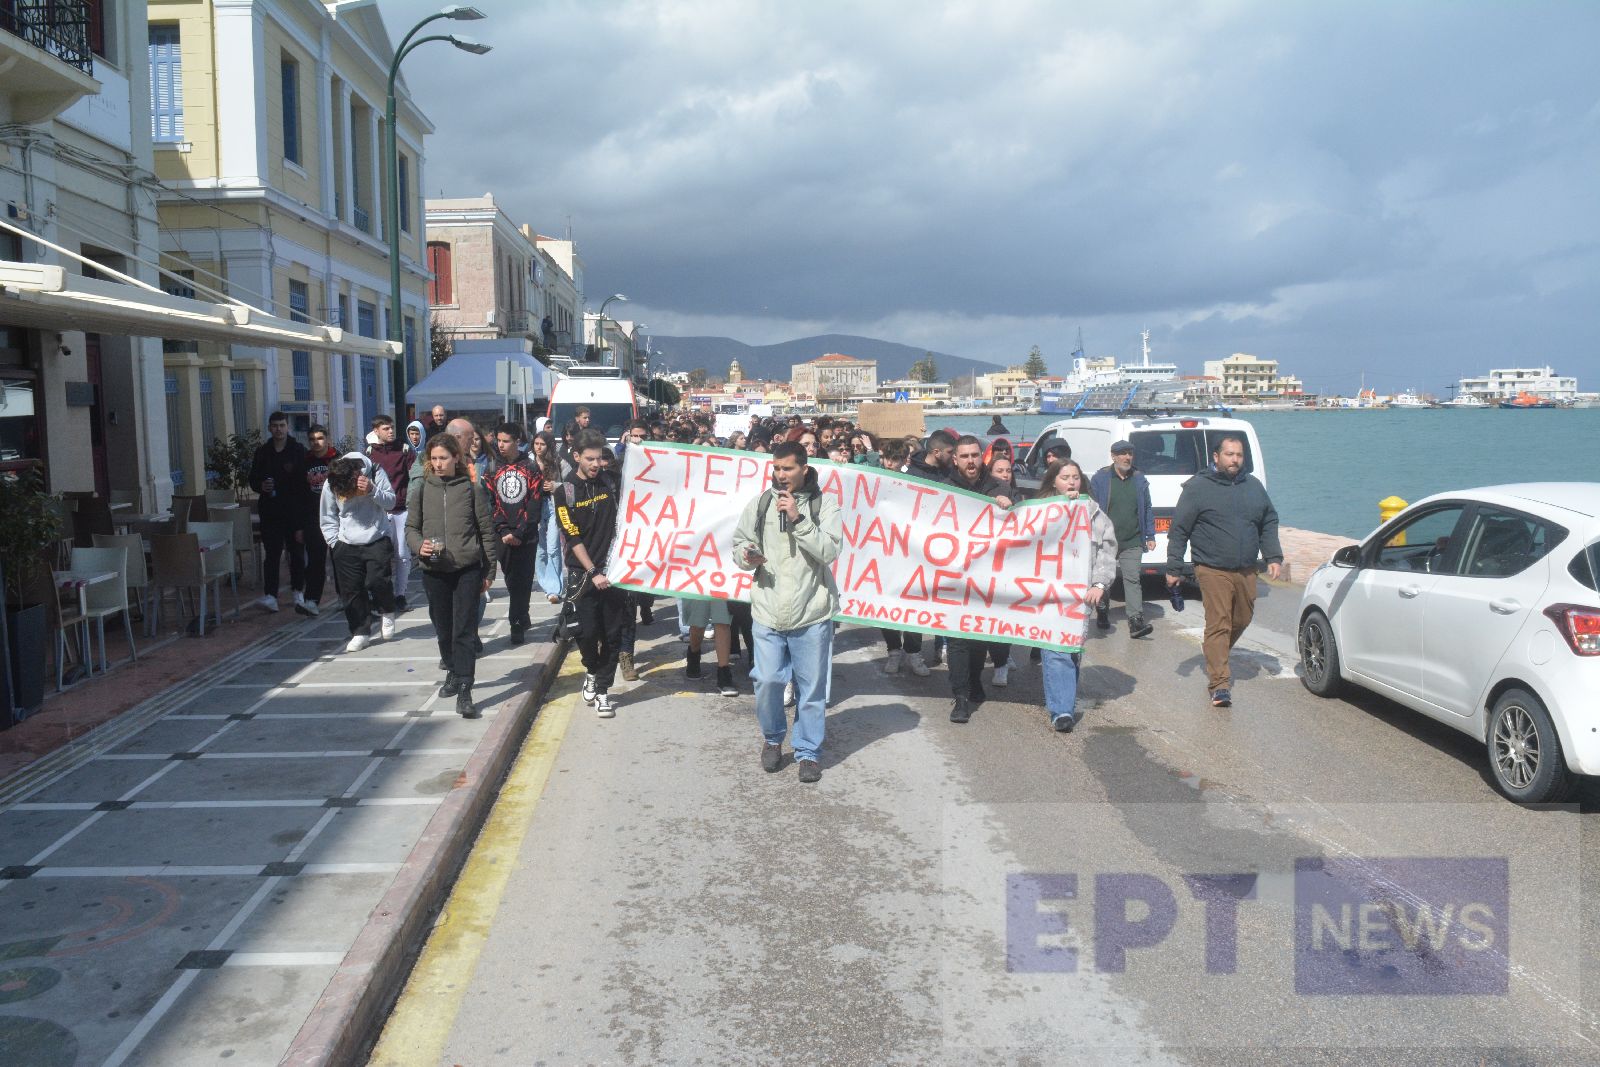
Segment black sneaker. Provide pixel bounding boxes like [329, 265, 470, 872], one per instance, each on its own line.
[716, 665, 737, 696]
[1096, 606, 1111, 632]
[438, 657, 450, 671]
[439, 672, 461, 698]
[639, 605, 655, 625]
[1052, 714, 1076, 733]
[1210, 688, 1233, 708]
[1128, 616, 1153, 639]
[457, 685, 479, 719]
[685, 649, 702, 679]
[950, 697, 973, 724]
[761, 743, 783, 773]
[396, 595, 408, 611]
[797, 759, 821, 783]
[509, 625, 525, 646]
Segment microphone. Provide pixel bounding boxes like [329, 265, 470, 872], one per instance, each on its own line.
[775, 474, 789, 533]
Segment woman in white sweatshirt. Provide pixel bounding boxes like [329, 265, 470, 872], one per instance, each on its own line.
[319, 452, 398, 652]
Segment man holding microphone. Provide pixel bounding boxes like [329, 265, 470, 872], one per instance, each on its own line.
[733, 442, 842, 783]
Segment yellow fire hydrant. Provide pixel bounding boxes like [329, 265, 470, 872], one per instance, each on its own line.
[1379, 495, 1409, 544]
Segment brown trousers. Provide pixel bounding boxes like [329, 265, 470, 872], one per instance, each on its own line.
[1194, 565, 1257, 692]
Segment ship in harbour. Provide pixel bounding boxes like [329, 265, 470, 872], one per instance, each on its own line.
[1039, 330, 1180, 414]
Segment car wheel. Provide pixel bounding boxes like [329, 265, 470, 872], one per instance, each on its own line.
[1298, 610, 1344, 698]
[1487, 688, 1572, 805]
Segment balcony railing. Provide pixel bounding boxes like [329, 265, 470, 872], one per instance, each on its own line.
[503, 310, 529, 334]
[1, 1, 93, 74]
[352, 205, 371, 234]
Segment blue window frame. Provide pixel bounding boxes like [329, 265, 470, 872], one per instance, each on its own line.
[149, 25, 184, 143]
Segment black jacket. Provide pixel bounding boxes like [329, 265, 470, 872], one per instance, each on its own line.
[945, 466, 1007, 500]
[249, 438, 309, 524]
[906, 449, 948, 483]
[1167, 467, 1283, 570]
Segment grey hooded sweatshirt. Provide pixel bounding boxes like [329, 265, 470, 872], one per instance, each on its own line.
[319, 451, 396, 547]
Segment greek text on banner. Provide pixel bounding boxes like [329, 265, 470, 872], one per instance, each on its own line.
[607, 443, 1096, 652]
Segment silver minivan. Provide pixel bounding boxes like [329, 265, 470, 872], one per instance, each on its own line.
[1019, 414, 1268, 575]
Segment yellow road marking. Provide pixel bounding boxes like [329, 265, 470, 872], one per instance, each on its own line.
[365, 659, 583, 1067]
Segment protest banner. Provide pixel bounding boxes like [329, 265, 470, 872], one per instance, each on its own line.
[607, 444, 1096, 651]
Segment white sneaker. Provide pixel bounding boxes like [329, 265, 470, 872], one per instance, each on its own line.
[909, 657, 930, 678]
[379, 613, 397, 640]
[783, 682, 796, 707]
[302, 599, 320, 617]
[883, 650, 904, 675]
[258, 595, 280, 613]
[993, 663, 1011, 688]
[293, 591, 306, 610]
[581, 673, 597, 704]
[345, 633, 369, 653]
[594, 692, 616, 718]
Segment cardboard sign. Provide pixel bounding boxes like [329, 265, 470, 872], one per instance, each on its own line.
[607, 444, 1094, 651]
[855, 400, 925, 441]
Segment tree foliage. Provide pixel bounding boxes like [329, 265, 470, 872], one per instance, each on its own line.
[429, 313, 453, 369]
[686, 368, 709, 388]
[646, 378, 682, 407]
[908, 353, 939, 383]
[205, 429, 262, 492]
[1023, 345, 1048, 379]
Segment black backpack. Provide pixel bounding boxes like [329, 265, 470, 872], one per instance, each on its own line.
[753, 488, 821, 553]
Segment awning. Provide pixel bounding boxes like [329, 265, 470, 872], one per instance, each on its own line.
[0, 260, 402, 359]
[407, 351, 551, 410]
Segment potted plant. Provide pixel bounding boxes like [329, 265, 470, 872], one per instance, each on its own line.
[205, 429, 262, 501]
[0, 468, 62, 725]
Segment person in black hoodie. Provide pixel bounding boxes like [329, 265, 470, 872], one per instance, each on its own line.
[945, 435, 1016, 724]
[488, 422, 541, 645]
[296, 424, 339, 616]
[906, 428, 957, 482]
[248, 411, 309, 612]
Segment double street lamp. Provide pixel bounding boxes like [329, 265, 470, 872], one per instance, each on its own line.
[386, 6, 490, 417]
[594, 292, 626, 366]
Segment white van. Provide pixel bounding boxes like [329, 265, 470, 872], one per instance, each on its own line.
[1019, 413, 1268, 576]
[547, 366, 639, 443]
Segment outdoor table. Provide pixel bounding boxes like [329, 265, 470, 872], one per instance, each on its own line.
[109, 501, 132, 511]
[114, 512, 171, 532]
[54, 569, 116, 679]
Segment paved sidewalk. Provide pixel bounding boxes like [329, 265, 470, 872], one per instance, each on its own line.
[0, 583, 561, 1067]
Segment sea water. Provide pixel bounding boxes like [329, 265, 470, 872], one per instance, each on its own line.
[940, 408, 1600, 540]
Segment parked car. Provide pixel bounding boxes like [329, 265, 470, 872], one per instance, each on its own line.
[1297, 483, 1600, 803]
[1017, 413, 1267, 576]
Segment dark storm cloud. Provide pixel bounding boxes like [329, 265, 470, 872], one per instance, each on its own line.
[382, 0, 1600, 379]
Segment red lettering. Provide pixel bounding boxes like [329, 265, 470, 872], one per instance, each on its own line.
[923, 532, 959, 567]
[907, 483, 940, 519]
[964, 575, 996, 608]
[852, 473, 879, 510]
[930, 568, 965, 606]
[635, 448, 664, 484]
[702, 453, 731, 495]
[625, 490, 653, 527]
[849, 558, 884, 595]
[932, 495, 961, 530]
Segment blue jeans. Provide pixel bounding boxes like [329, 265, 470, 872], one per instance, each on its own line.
[753, 620, 832, 762]
[535, 497, 564, 599]
[1041, 649, 1082, 723]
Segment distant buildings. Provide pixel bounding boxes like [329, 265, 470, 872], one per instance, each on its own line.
[1457, 366, 1578, 404]
[1202, 354, 1304, 400]
[974, 367, 1038, 407]
[878, 379, 952, 405]
[791, 353, 878, 412]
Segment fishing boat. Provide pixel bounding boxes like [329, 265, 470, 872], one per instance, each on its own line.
[1499, 391, 1559, 409]
[1441, 393, 1488, 409]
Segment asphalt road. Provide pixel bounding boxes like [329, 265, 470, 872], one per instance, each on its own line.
[370, 580, 1600, 1066]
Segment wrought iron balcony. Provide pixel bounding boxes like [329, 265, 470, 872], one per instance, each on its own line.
[502, 310, 529, 334]
[1, 0, 94, 74]
[353, 205, 371, 234]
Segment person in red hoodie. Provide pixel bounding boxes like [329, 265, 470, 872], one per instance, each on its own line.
[296, 424, 340, 615]
[488, 422, 542, 645]
[365, 415, 414, 610]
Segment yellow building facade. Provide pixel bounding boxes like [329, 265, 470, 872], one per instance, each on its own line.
[149, 0, 432, 486]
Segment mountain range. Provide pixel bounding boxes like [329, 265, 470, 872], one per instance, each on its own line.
[648, 334, 1006, 384]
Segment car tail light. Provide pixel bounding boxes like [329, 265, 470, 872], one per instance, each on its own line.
[1179, 419, 1199, 428]
[1543, 604, 1600, 656]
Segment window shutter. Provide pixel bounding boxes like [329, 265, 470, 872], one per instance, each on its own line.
[148, 26, 184, 142]
[427, 243, 453, 305]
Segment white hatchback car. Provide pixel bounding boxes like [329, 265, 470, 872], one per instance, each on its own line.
[1297, 483, 1600, 804]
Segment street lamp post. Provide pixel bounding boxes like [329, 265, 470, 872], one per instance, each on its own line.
[593, 292, 627, 366]
[385, 6, 489, 419]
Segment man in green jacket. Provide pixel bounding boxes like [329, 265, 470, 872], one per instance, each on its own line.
[733, 441, 843, 783]
[1166, 433, 1283, 708]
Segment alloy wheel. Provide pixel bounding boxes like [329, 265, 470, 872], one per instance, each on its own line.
[1492, 703, 1540, 790]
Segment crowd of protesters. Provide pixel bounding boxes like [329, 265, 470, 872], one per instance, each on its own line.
[255, 400, 1280, 776]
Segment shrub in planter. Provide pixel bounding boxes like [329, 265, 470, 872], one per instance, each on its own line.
[0, 468, 62, 721]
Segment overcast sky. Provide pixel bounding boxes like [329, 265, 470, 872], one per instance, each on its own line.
[382, 0, 1599, 391]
